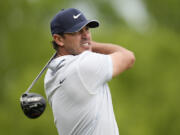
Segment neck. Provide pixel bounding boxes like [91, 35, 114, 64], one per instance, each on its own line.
[55, 49, 71, 58]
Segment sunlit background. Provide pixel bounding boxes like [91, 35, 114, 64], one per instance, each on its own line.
[0, 0, 180, 135]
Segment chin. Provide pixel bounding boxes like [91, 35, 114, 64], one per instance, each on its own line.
[84, 48, 92, 52]
[77, 46, 92, 55]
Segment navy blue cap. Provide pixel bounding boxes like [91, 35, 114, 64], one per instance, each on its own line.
[50, 8, 99, 35]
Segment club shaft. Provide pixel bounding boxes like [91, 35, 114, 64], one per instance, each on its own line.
[25, 52, 57, 93]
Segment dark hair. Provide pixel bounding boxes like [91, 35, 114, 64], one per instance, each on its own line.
[51, 33, 65, 51]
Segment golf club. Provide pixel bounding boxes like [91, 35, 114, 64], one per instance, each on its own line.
[20, 52, 56, 119]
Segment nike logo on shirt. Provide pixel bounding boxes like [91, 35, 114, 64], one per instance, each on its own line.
[73, 13, 81, 19]
[59, 78, 66, 85]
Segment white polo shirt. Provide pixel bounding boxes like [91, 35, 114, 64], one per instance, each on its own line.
[44, 51, 119, 135]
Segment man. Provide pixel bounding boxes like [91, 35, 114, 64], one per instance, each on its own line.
[44, 8, 135, 135]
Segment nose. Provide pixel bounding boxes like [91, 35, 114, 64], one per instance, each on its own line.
[81, 30, 88, 38]
[80, 27, 89, 39]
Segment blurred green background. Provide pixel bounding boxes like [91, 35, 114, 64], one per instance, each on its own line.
[0, 0, 180, 135]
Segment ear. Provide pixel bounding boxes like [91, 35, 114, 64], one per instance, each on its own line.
[53, 34, 64, 47]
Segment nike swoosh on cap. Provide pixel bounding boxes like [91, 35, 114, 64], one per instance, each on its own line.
[73, 13, 81, 19]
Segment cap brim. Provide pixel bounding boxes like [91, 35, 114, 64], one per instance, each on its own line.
[64, 20, 99, 33]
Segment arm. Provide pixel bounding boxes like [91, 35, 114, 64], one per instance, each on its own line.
[90, 41, 135, 77]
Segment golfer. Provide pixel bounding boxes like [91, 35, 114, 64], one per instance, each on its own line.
[44, 8, 135, 135]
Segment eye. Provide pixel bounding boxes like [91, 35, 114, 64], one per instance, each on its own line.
[67, 32, 78, 36]
[78, 26, 90, 35]
[85, 26, 89, 31]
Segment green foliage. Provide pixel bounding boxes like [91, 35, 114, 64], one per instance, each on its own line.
[145, 0, 180, 32]
[107, 27, 180, 135]
[0, 0, 180, 135]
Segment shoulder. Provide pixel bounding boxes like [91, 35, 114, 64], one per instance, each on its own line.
[78, 51, 111, 63]
[77, 51, 111, 68]
[74, 51, 113, 94]
[77, 51, 113, 81]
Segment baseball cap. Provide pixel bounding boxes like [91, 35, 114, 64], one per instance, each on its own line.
[50, 8, 99, 35]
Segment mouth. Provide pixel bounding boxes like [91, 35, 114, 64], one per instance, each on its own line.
[80, 43, 90, 48]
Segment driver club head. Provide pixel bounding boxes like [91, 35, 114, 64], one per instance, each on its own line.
[20, 53, 56, 119]
[20, 92, 46, 119]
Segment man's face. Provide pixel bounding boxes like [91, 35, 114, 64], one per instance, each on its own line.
[62, 26, 92, 55]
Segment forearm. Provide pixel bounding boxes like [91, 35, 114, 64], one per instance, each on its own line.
[91, 41, 132, 54]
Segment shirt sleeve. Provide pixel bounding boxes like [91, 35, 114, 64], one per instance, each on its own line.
[76, 51, 113, 94]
